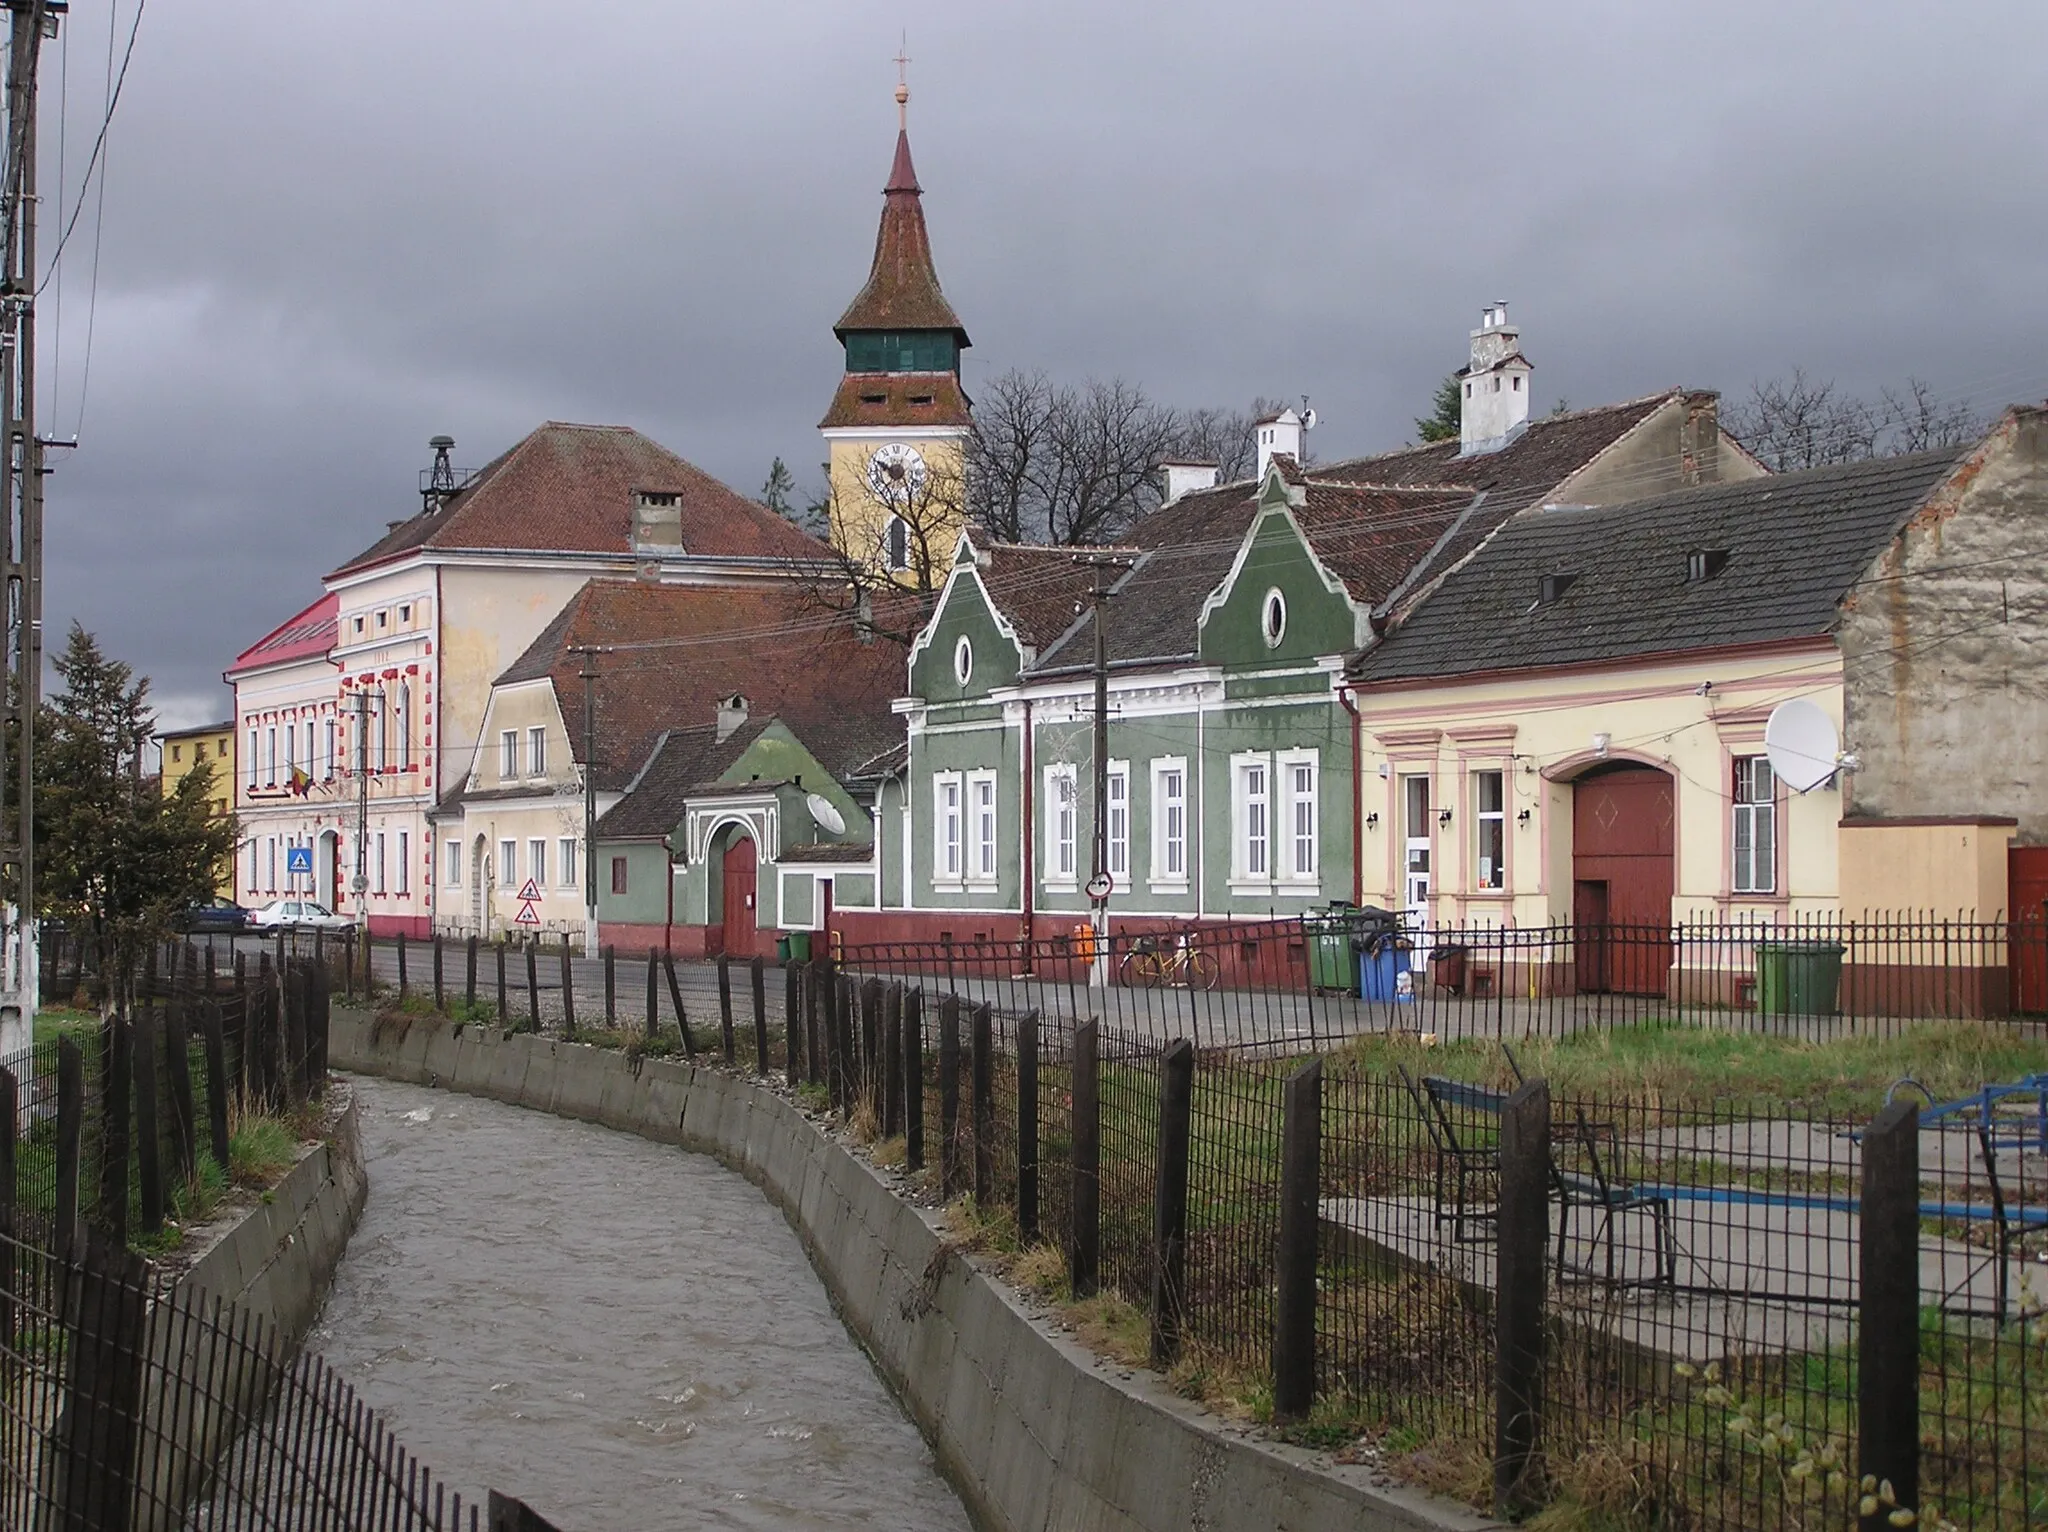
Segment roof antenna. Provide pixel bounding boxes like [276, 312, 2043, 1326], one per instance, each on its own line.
[894, 32, 911, 129]
[423, 435, 457, 515]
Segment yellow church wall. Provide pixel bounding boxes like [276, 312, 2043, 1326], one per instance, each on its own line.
[1352, 643, 1847, 930]
[823, 429, 970, 583]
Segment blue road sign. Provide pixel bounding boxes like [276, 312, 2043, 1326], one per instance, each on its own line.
[286, 845, 314, 876]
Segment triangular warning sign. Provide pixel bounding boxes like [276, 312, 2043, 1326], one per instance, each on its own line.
[517, 879, 541, 901]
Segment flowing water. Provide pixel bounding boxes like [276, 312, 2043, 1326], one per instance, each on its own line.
[311, 1075, 971, 1531]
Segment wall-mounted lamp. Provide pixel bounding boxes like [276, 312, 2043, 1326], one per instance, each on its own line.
[1517, 808, 1531, 825]
[1592, 732, 1611, 759]
[1376, 762, 1390, 779]
[1365, 812, 1379, 830]
[1437, 807, 1453, 827]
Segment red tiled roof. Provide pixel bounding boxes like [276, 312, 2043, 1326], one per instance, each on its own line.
[976, 543, 1126, 653]
[227, 592, 338, 677]
[819, 371, 974, 431]
[332, 422, 829, 576]
[833, 130, 969, 342]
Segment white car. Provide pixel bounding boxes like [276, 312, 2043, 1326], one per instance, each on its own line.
[247, 899, 353, 932]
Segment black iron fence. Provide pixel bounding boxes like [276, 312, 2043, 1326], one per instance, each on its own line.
[774, 952, 2045, 1529]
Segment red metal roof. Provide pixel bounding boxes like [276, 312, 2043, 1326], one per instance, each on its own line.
[227, 592, 339, 677]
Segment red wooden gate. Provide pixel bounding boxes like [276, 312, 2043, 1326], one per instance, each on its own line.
[1572, 766, 1676, 997]
[2010, 846, 2048, 1014]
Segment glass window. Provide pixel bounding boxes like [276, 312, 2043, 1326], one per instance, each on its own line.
[970, 773, 997, 882]
[529, 838, 548, 888]
[843, 330, 957, 373]
[527, 726, 546, 777]
[560, 838, 578, 888]
[1733, 757, 1777, 894]
[396, 684, 411, 769]
[324, 718, 336, 778]
[1106, 765, 1129, 879]
[265, 837, 276, 890]
[1239, 760, 1269, 879]
[1046, 765, 1078, 882]
[1154, 762, 1186, 881]
[1475, 770, 1506, 891]
[611, 857, 629, 896]
[397, 832, 409, 895]
[265, 728, 276, 785]
[500, 730, 518, 781]
[248, 729, 258, 789]
[934, 773, 963, 881]
[1283, 757, 1316, 880]
[499, 839, 517, 889]
[446, 839, 462, 886]
[373, 832, 387, 894]
[886, 516, 910, 573]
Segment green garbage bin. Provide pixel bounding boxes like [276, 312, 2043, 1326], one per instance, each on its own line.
[1304, 904, 1358, 992]
[784, 930, 813, 965]
[1754, 940, 1846, 1016]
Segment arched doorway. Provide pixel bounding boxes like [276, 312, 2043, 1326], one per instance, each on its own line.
[317, 829, 340, 910]
[1571, 763, 1675, 996]
[471, 834, 491, 935]
[707, 824, 758, 958]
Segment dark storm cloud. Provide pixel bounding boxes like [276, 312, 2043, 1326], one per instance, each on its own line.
[34, 0, 2048, 725]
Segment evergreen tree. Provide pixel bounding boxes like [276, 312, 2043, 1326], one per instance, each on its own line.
[36, 624, 237, 993]
[760, 457, 797, 517]
[1415, 375, 1463, 443]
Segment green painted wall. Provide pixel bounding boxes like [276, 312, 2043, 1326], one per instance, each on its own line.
[597, 841, 672, 925]
[1199, 504, 1359, 668]
[910, 566, 1025, 703]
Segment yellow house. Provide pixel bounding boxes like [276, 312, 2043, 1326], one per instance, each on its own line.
[158, 719, 236, 894]
[1346, 449, 1975, 999]
[819, 85, 973, 588]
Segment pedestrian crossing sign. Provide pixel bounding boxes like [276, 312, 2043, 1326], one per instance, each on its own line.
[518, 879, 541, 901]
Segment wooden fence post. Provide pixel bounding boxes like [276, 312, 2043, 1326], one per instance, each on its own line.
[466, 935, 479, 1013]
[750, 956, 768, 1075]
[0, 1065, 13, 1344]
[1859, 1098, 1921, 1529]
[971, 1002, 994, 1205]
[306, 958, 331, 1095]
[1016, 1011, 1040, 1245]
[135, 1010, 166, 1235]
[1494, 1077, 1551, 1517]
[55, 1038, 83, 1251]
[199, 1003, 232, 1172]
[54, 1232, 150, 1529]
[603, 944, 616, 1027]
[1152, 1037, 1195, 1367]
[559, 937, 576, 1033]
[645, 949, 660, 1040]
[100, 1017, 132, 1247]
[283, 965, 308, 1108]
[805, 959, 824, 1087]
[882, 985, 904, 1137]
[496, 942, 509, 1025]
[785, 962, 803, 1087]
[1273, 1056, 1323, 1423]
[837, 973, 857, 1119]
[663, 951, 698, 1059]
[717, 955, 736, 1065]
[341, 928, 354, 1002]
[903, 988, 925, 1172]
[396, 933, 409, 1001]
[938, 997, 962, 1196]
[813, 960, 838, 1108]
[163, 1004, 198, 1185]
[433, 935, 445, 1012]
[1071, 1019, 1101, 1297]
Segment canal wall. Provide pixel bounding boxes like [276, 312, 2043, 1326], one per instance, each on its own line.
[330, 1012, 1496, 1532]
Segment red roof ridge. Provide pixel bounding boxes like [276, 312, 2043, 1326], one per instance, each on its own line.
[227, 591, 339, 675]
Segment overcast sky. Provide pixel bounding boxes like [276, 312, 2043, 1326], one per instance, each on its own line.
[31, 0, 2048, 726]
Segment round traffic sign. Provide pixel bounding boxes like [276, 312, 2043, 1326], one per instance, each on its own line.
[1085, 872, 1113, 901]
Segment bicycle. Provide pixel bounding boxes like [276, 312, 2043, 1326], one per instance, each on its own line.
[1119, 930, 1220, 991]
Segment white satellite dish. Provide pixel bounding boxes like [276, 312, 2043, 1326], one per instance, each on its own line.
[1764, 699, 1842, 793]
[806, 792, 846, 836]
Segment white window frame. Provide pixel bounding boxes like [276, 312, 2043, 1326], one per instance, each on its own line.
[1150, 757, 1188, 891]
[264, 727, 277, 786]
[284, 720, 297, 774]
[265, 837, 276, 891]
[373, 832, 387, 895]
[1043, 763, 1079, 889]
[499, 839, 517, 890]
[559, 837, 578, 888]
[932, 771, 964, 887]
[397, 831, 410, 895]
[247, 729, 258, 790]
[1473, 769, 1506, 891]
[527, 726, 547, 778]
[1278, 749, 1318, 886]
[446, 839, 463, 887]
[323, 718, 336, 779]
[1733, 756, 1777, 895]
[967, 770, 998, 887]
[1105, 760, 1130, 882]
[499, 729, 518, 782]
[529, 838, 548, 889]
[1231, 753, 1271, 887]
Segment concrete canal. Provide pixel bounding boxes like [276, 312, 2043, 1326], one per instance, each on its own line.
[311, 1074, 972, 1531]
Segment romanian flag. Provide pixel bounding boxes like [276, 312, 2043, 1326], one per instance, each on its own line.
[289, 766, 311, 797]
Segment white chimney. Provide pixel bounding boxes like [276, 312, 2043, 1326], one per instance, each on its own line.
[1157, 458, 1220, 505]
[1459, 302, 1532, 456]
[716, 693, 749, 742]
[1255, 408, 1304, 480]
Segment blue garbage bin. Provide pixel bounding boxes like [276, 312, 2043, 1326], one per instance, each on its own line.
[1359, 941, 1415, 1002]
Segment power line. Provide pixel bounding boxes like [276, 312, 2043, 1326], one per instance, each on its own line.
[34, 0, 142, 296]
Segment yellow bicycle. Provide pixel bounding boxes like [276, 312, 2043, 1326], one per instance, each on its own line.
[1120, 931, 1220, 991]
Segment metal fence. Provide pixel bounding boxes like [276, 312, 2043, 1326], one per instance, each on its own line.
[788, 948, 2046, 1530]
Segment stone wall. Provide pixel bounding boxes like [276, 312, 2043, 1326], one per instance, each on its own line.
[329, 1011, 1497, 1532]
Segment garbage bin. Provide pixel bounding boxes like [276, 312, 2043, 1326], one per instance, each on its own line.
[1359, 938, 1416, 1002]
[1304, 903, 1359, 992]
[1429, 944, 1471, 994]
[781, 930, 812, 965]
[1754, 940, 1845, 1015]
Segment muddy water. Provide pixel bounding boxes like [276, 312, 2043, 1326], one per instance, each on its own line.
[312, 1076, 970, 1531]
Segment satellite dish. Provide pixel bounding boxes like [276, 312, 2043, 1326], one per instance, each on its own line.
[1302, 406, 1319, 432]
[1764, 699, 1841, 793]
[806, 792, 846, 836]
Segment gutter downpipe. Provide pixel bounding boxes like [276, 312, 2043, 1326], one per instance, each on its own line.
[1340, 682, 1365, 907]
[1019, 697, 1035, 962]
[661, 833, 676, 954]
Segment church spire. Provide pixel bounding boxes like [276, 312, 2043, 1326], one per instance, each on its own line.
[832, 74, 968, 345]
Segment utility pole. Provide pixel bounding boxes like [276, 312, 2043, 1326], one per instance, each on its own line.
[579, 647, 599, 954]
[353, 689, 372, 939]
[1074, 554, 1132, 987]
[0, 1, 59, 1058]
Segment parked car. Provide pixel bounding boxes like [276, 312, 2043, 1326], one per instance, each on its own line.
[177, 896, 250, 933]
[247, 899, 352, 932]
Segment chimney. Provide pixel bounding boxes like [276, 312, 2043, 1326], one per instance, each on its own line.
[1156, 458, 1220, 506]
[1459, 302, 1532, 456]
[715, 693, 749, 742]
[631, 488, 684, 555]
[1255, 408, 1303, 480]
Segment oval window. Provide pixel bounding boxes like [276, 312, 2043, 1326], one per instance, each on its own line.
[1261, 588, 1287, 648]
[954, 635, 974, 686]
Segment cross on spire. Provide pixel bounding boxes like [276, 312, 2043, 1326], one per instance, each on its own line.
[894, 32, 911, 129]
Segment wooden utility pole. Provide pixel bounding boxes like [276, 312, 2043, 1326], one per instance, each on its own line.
[0, 0, 59, 1058]
[353, 688, 373, 943]
[1073, 554, 1131, 987]
[578, 647, 600, 954]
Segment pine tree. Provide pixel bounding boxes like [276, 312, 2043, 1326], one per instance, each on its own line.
[760, 457, 797, 517]
[1415, 375, 1463, 443]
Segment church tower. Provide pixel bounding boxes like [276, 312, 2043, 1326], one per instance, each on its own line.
[820, 76, 972, 585]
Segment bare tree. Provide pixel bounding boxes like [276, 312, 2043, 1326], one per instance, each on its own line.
[1726, 369, 1985, 471]
[776, 454, 966, 646]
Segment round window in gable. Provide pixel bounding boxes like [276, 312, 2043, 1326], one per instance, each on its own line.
[1261, 588, 1287, 648]
[954, 635, 974, 686]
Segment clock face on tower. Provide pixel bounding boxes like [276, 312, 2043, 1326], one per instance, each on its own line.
[865, 443, 928, 505]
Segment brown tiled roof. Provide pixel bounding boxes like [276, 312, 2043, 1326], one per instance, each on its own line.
[778, 841, 874, 864]
[594, 725, 719, 841]
[818, 372, 973, 430]
[833, 130, 969, 342]
[976, 543, 1128, 654]
[332, 422, 829, 575]
[499, 580, 909, 794]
